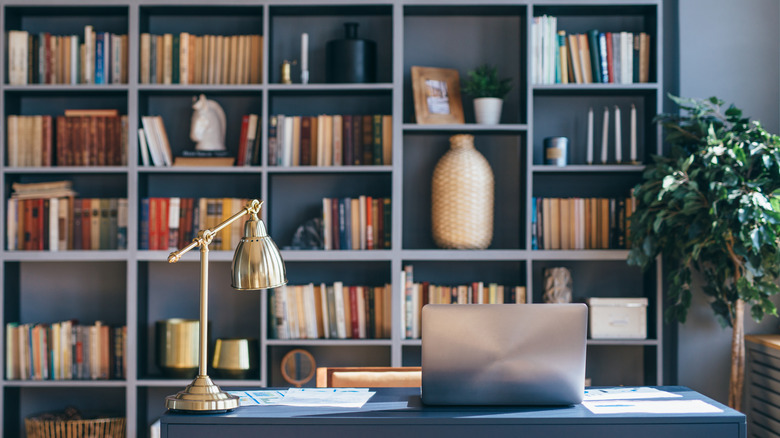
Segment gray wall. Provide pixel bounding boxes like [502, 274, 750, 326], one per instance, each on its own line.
[676, 0, 780, 404]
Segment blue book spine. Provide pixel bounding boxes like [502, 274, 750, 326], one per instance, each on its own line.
[94, 33, 105, 84]
[599, 33, 609, 83]
[343, 197, 352, 250]
[531, 197, 538, 250]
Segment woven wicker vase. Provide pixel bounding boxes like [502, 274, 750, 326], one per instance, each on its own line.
[431, 134, 494, 249]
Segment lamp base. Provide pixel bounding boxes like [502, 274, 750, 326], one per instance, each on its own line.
[165, 375, 240, 413]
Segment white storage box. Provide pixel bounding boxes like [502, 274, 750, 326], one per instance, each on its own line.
[586, 297, 648, 339]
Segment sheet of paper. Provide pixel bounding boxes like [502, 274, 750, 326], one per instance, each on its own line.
[277, 388, 375, 408]
[583, 399, 723, 415]
[228, 390, 287, 406]
[584, 387, 682, 401]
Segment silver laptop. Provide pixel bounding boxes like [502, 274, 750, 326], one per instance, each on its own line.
[421, 303, 587, 406]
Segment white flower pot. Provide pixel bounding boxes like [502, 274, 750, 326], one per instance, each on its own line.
[473, 97, 503, 125]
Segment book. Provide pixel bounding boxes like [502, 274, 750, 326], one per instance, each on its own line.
[587, 29, 601, 83]
[173, 156, 235, 166]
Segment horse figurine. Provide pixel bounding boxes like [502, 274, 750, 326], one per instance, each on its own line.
[190, 94, 227, 151]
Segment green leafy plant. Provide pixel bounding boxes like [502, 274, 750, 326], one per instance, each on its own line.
[461, 64, 512, 99]
[628, 95, 780, 410]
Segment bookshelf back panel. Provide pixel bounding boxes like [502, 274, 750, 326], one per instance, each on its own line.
[138, 173, 262, 199]
[267, 345, 391, 387]
[587, 345, 648, 386]
[138, 386, 179, 437]
[268, 173, 391, 247]
[139, 93, 262, 160]
[402, 133, 524, 250]
[17, 262, 126, 326]
[269, 92, 392, 117]
[533, 94, 655, 165]
[282, 261, 391, 286]
[270, 13, 393, 84]
[4, 174, 128, 199]
[6, 7, 128, 35]
[401, 345, 420, 366]
[401, 260, 526, 287]
[532, 171, 642, 199]
[403, 13, 525, 124]
[5, 92, 128, 118]
[532, 260, 645, 301]
[141, 7, 264, 36]
[141, 261, 261, 378]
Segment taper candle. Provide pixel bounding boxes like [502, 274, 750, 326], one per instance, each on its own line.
[587, 107, 594, 164]
[301, 33, 309, 84]
[614, 105, 622, 163]
[630, 104, 637, 163]
[601, 106, 609, 164]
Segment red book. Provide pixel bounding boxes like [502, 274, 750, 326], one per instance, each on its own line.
[96, 116, 106, 165]
[362, 115, 373, 165]
[365, 196, 374, 250]
[342, 115, 353, 166]
[22, 199, 32, 250]
[55, 116, 66, 166]
[236, 115, 249, 166]
[158, 198, 170, 251]
[349, 286, 359, 339]
[352, 115, 362, 165]
[605, 32, 614, 83]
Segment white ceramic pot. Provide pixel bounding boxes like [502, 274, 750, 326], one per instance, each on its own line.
[473, 97, 503, 124]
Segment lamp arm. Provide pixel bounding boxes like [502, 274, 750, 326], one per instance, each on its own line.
[167, 199, 263, 263]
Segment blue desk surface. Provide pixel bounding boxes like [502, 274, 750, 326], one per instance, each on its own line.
[160, 386, 746, 438]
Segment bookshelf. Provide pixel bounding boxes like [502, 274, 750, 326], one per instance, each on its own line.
[0, 1, 664, 436]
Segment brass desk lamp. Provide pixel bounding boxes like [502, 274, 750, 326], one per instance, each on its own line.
[164, 199, 287, 412]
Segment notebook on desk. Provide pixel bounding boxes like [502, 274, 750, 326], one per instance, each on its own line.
[421, 303, 588, 406]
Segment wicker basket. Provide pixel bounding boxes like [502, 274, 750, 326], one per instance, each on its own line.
[25, 415, 125, 438]
[431, 134, 494, 249]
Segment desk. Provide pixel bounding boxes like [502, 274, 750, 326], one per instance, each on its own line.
[160, 386, 745, 438]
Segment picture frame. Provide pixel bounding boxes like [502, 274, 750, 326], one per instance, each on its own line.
[411, 66, 465, 125]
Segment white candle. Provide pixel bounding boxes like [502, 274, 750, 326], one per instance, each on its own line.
[587, 107, 594, 164]
[630, 104, 637, 163]
[614, 105, 622, 163]
[301, 33, 309, 84]
[601, 106, 609, 164]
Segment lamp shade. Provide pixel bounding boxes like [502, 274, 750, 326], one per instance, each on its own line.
[231, 217, 287, 290]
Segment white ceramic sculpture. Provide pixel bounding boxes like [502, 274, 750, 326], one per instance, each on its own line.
[190, 94, 227, 151]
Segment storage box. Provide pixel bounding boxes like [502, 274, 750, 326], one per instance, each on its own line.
[586, 297, 648, 339]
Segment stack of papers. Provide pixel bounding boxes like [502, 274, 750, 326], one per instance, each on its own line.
[582, 387, 723, 414]
[228, 388, 376, 408]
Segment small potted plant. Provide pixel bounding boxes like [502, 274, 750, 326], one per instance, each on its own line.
[462, 64, 512, 124]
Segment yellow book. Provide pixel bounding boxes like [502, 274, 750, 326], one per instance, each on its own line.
[350, 197, 360, 250]
[567, 34, 582, 84]
[140, 33, 151, 84]
[221, 35, 230, 84]
[382, 115, 392, 165]
[291, 116, 301, 166]
[229, 35, 239, 84]
[550, 198, 561, 250]
[578, 33, 593, 83]
[162, 33, 173, 84]
[560, 198, 570, 250]
[249, 35, 262, 84]
[323, 115, 333, 166]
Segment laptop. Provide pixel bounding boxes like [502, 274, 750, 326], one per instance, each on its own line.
[421, 303, 587, 406]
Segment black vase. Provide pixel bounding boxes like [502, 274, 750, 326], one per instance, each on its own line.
[326, 22, 376, 83]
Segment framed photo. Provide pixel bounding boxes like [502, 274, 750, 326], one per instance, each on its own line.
[411, 66, 464, 125]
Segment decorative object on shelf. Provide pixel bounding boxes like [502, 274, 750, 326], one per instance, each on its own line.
[614, 105, 622, 163]
[212, 338, 258, 379]
[288, 217, 324, 250]
[190, 94, 226, 152]
[543, 136, 568, 166]
[587, 107, 594, 164]
[628, 95, 780, 411]
[25, 408, 125, 438]
[600, 106, 609, 164]
[165, 199, 287, 413]
[431, 134, 494, 249]
[280, 59, 296, 84]
[411, 66, 464, 125]
[301, 33, 309, 84]
[629, 104, 638, 163]
[280, 348, 316, 387]
[326, 22, 376, 83]
[461, 64, 512, 125]
[543, 267, 573, 304]
[587, 297, 648, 340]
[156, 319, 200, 378]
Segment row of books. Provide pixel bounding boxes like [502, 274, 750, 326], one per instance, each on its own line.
[322, 196, 391, 251]
[7, 112, 128, 168]
[8, 26, 128, 85]
[140, 33, 262, 85]
[269, 283, 392, 340]
[531, 15, 651, 85]
[7, 197, 128, 251]
[269, 114, 393, 167]
[139, 115, 174, 167]
[400, 266, 527, 339]
[531, 197, 633, 250]
[5, 321, 126, 381]
[140, 197, 251, 251]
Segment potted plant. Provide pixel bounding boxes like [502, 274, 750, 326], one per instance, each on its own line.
[628, 95, 780, 411]
[462, 64, 512, 124]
